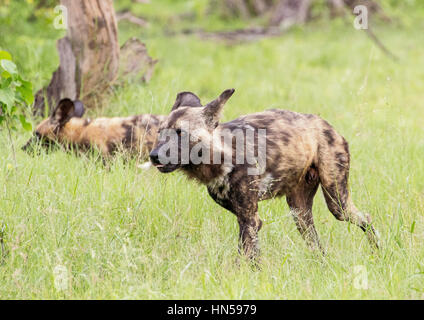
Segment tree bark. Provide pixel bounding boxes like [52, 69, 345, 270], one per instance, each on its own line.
[34, 0, 120, 115]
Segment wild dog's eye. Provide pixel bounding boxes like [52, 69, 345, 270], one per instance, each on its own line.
[175, 128, 182, 136]
[35, 132, 42, 139]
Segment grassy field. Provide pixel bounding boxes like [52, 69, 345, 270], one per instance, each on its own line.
[1, 1, 424, 299]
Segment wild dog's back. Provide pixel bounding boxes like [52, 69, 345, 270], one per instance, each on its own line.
[220, 108, 348, 198]
[70, 114, 166, 156]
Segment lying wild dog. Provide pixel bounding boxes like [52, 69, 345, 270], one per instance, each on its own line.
[150, 89, 380, 259]
[23, 98, 166, 161]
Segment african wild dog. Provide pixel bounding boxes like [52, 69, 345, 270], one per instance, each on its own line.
[22, 98, 166, 160]
[150, 89, 380, 259]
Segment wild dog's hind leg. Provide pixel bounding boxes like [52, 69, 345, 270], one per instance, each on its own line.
[319, 139, 380, 249]
[322, 185, 380, 249]
[286, 167, 323, 253]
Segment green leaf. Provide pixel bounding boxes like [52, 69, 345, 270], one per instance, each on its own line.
[0, 59, 17, 74]
[0, 77, 12, 88]
[1, 70, 11, 79]
[16, 80, 34, 105]
[0, 87, 15, 106]
[19, 114, 32, 131]
[0, 50, 12, 61]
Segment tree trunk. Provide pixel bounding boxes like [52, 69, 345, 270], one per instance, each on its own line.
[269, 0, 312, 28]
[34, 0, 120, 115]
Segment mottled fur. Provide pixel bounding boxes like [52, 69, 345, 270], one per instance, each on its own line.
[23, 99, 165, 159]
[151, 89, 380, 260]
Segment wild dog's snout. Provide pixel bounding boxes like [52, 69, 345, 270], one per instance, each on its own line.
[149, 147, 179, 173]
[22, 135, 40, 154]
[21, 139, 31, 152]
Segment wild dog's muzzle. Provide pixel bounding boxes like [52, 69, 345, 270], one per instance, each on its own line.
[149, 148, 180, 173]
[22, 136, 37, 152]
[22, 133, 56, 155]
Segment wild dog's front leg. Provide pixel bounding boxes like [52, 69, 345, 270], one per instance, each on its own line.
[286, 178, 324, 253]
[208, 178, 262, 260]
[230, 191, 262, 260]
[237, 212, 262, 260]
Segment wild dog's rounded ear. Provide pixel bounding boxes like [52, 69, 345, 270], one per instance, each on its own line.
[73, 100, 85, 118]
[202, 89, 235, 128]
[50, 98, 75, 127]
[171, 92, 202, 111]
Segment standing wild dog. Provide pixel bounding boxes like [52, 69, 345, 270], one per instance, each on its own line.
[150, 89, 380, 259]
[22, 98, 166, 159]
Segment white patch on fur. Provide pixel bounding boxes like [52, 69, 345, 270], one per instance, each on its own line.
[207, 163, 234, 200]
[244, 124, 255, 131]
[258, 173, 274, 197]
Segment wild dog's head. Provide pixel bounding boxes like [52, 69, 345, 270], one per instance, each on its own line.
[150, 89, 235, 173]
[22, 98, 85, 154]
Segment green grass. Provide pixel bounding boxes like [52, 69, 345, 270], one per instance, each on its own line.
[1, 1, 424, 299]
